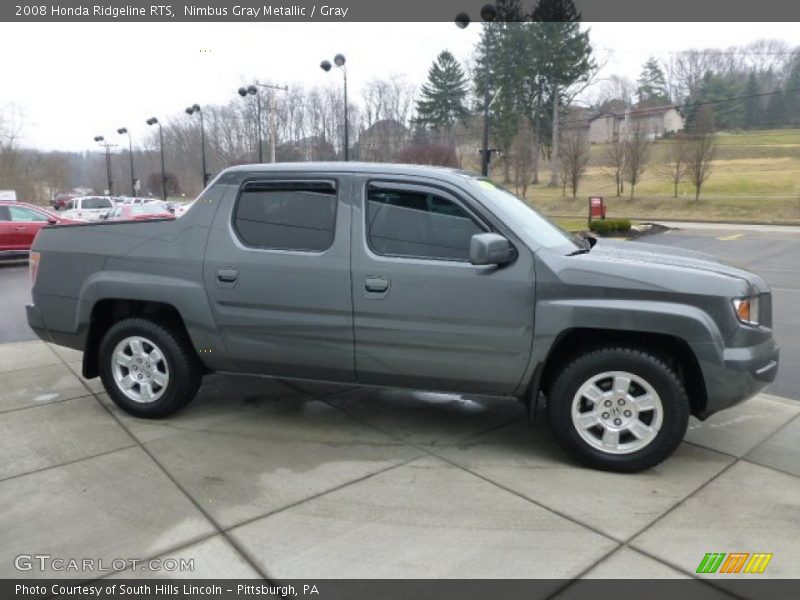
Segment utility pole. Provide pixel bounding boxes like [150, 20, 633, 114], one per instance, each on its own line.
[548, 82, 560, 187]
[93, 136, 117, 195]
[261, 83, 289, 162]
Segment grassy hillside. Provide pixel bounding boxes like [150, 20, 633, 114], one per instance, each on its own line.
[487, 129, 800, 223]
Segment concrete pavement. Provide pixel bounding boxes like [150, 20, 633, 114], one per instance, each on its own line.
[1, 339, 799, 584]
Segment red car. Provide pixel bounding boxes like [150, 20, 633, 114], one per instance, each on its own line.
[104, 203, 175, 221]
[0, 201, 78, 258]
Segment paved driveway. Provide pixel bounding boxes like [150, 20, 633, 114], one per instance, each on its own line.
[1, 340, 799, 586]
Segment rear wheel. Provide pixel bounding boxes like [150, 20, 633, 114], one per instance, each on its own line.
[99, 318, 201, 418]
[547, 346, 689, 472]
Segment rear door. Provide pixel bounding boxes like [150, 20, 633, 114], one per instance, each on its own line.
[203, 174, 355, 382]
[351, 177, 536, 395]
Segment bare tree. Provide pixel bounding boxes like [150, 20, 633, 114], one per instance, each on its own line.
[37, 153, 72, 200]
[623, 122, 652, 199]
[660, 135, 689, 198]
[685, 107, 717, 200]
[559, 129, 590, 198]
[605, 136, 625, 197]
[511, 120, 535, 198]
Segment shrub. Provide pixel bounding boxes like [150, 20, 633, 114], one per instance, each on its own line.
[589, 218, 632, 235]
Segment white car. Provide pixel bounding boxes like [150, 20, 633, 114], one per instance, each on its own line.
[62, 196, 114, 221]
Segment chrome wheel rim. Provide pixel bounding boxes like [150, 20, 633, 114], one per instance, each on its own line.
[111, 336, 169, 404]
[571, 370, 663, 455]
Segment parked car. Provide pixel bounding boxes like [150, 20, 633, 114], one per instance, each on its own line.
[104, 203, 175, 221]
[26, 164, 779, 472]
[52, 193, 80, 211]
[0, 201, 77, 258]
[61, 196, 114, 221]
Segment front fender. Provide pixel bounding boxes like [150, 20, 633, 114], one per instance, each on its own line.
[517, 298, 724, 398]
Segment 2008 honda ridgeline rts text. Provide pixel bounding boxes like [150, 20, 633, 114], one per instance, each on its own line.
[26, 163, 779, 472]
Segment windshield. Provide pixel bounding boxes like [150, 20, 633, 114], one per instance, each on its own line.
[469, 178, 579, 251]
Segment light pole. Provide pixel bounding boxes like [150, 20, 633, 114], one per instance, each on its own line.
[320, 54, 348, 161]
[238, 83, 287, 163]
[185, 104, 209, 187]
[455, 4, 497, 176]
[146, 117, 167, 201]
[238, 85, 263, 163]
[116, 127, 136, 197]
[93, 135, 116, 195]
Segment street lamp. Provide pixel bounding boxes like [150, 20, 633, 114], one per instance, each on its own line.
[320, 53, 349, 161]
[93, 135, 116, 196]
[185, 104, 209, 187]
[146, 117, 167, 201]
[116, 127, 136, 197]
[455, 4, 497, 176]
[238, 83, 287, 163]
[238, 85, 263, 163]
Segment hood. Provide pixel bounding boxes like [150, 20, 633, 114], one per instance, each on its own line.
[587, 239, 769, 293]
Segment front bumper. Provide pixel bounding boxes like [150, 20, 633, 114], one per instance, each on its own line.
[699, 337, 779, 418]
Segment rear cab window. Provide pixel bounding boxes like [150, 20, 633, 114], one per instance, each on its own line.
[233, 180, 337, 252]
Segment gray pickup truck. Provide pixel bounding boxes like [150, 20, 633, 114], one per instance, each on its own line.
[26, 163, 779, 472]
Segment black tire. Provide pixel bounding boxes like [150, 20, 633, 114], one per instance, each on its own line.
[99, 317, 202, 418]
[547, 346, 689, 473]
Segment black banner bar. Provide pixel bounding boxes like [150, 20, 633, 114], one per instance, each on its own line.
[4, 579, 800, 600]
[2, 0, 800, 22]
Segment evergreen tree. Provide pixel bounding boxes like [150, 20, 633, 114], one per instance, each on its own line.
[784, 59, 800, 126]
[414, 50, 470, 132]
[529, 0, 595, 186]
[473, 0, 526, 181]
[636, 57, 670, 105]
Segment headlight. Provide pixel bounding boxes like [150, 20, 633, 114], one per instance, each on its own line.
[733, 296, 759, 326]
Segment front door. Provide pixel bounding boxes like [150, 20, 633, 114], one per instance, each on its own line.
[203, 175, 355, 382]
[351, 177, 536, 395]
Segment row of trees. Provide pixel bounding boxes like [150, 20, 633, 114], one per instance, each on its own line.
[591, 42, 800, 131]
[554, 106, 717, 201]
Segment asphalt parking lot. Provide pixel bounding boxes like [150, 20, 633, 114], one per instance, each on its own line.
[1, 226, 799, 586]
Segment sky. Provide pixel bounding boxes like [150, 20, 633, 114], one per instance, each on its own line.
[0, 21, 797, 151]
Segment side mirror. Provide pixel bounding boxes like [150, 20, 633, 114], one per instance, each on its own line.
[47, 217, 57, 225]
[470, 233, 515, 266]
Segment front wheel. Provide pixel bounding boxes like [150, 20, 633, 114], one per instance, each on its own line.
[547, 346, 689, 473]
[99, 318, 202, 418]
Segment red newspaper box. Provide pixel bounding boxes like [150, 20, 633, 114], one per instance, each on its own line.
[588, 196, 606, 223]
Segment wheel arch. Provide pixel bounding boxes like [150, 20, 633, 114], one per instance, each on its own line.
[83, 299, 203, 379]
[538, 328, 708, 417]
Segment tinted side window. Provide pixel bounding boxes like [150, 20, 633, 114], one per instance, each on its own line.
[366, 184, 483, 261]
[234, 181, 337, 252]
[0, 206, 11, 221]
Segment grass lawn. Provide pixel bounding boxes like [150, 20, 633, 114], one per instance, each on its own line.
[552, 217, 590, 232]
[487, 129, 800, 224]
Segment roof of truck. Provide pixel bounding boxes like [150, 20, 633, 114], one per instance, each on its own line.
[222, 162, 478, 180]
